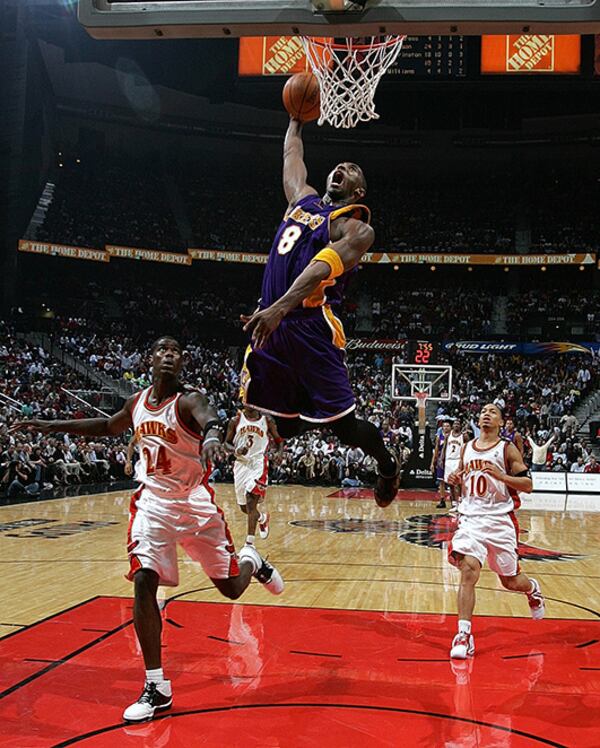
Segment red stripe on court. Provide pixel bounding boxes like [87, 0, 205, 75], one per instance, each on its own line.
[1, 597, 600, 746]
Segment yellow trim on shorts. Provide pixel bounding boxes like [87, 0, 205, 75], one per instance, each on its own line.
[322, 304, 346, 349]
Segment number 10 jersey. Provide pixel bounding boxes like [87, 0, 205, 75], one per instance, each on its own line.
[132, 387, 207, 500]
[459, 438, 520, 517]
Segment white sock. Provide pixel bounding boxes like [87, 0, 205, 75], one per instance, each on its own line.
[146, 668, 164, 684]
[527, 580, 537, 595]
[258, 512, 267, 524]
[458, 619, 471, 635]
[246, 535, 255, 546]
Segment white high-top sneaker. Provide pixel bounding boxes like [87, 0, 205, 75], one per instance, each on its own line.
[527, 578, 545, 620]
[123, 680, 172, 722]
[238, 545, 284, 594]
[450, 632, 475, 660]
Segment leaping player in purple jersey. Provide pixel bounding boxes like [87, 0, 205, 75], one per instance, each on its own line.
[240, 118, 399, 507]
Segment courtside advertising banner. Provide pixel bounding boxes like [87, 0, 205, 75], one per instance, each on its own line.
[18, 240, 109, 263]
[532, 472, 566, 493]
[105, 245, 192, 265]
[567, 473, 600, 493]
[481, 35, 581, 74]
[19, 242, 595, 268]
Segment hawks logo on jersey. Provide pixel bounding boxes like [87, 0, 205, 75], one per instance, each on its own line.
[135, 421, 178, 444]
[132, 387, 207, 499]
[463, 458, 494, 476]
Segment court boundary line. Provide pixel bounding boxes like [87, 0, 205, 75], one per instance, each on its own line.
[50, 701, 569, 748]
[0, 596, 101, 643]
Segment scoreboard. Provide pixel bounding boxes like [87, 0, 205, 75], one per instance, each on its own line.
[239, 34, 589, 78]
[386, 36, 467, 79]
[238, 35, 467, 78]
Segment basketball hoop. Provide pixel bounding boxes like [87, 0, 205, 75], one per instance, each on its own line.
[414, 391, 428, 435]
[301, 35, 406, 129]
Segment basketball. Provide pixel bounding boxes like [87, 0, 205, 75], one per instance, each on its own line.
[282, 72, 320, 122]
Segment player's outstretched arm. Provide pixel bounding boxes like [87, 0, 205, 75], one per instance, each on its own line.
[9, 397, 136, 437]
[283, 118, 318, 205]
[243, 217, 374, 349]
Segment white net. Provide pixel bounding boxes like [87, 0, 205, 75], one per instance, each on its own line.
[301, 35, 405, 129]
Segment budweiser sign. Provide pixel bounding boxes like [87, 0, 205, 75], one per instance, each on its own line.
[346, 339, 406, 351]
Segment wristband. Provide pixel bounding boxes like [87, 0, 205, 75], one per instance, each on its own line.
[203, 437, 220, 446]
[203, 420, 223, 436]
[311, 247, 345, 280]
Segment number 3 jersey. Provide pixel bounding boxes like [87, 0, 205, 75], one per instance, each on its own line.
[132, 387, 207, 500]
[459, 438, 520, 517]
[233, 410, 269, 467]
[259, 194, 370, 311]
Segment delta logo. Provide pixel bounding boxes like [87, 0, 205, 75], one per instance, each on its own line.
[506, 35, 555, 72]
[400, 514, 582, 562]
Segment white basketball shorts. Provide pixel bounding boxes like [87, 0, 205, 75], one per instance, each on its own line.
[448, 512, 521, 577]
[126, 486, 239, 586]
[444, 458, 461, 483]
[234, 458, 268, 506]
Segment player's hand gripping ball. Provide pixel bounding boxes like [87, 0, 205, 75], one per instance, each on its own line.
[282, 73, 320, 122]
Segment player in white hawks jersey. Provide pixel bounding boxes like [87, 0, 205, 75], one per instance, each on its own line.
[447, 403, 545, 660]
[225, 406, 283, 546]
[10, 336, 284, 723]
[443, 419, 467, 509]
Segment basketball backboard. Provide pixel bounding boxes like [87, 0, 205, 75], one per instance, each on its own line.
[79, 0, 600, 40]
[391, 363, 452, 403]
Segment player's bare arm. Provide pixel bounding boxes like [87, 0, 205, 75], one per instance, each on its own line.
[125, 431, 139, 476]
[178, 391, 222, 468]
[9, 396, 136, 437]
[481, 442, 533, 493]
[242, 217, 374, 348]
[283, 118, 318, 205]
[224, 413, 240, 453]
[430, 435, 440, 471]
[267, 415, 285, 459]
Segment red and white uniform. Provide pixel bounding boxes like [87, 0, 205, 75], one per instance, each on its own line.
[233, 410, 269, 506]
[443, 432, 464, 482]
[127, 387, 238, 586]
[449, 438, 521, 576]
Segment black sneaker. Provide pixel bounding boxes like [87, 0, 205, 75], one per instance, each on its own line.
[123, 681, 172, 722]
[436, 500, 447, 509]
[374, 455, 400, 508]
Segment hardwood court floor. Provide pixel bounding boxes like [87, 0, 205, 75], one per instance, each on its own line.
[1, 485, 600, 746]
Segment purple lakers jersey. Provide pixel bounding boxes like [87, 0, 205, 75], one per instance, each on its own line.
[260, 195, 370, 310]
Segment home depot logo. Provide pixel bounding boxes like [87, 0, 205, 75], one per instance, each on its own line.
[506, 35, 555, 72]
[261, 36, 308, 75]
